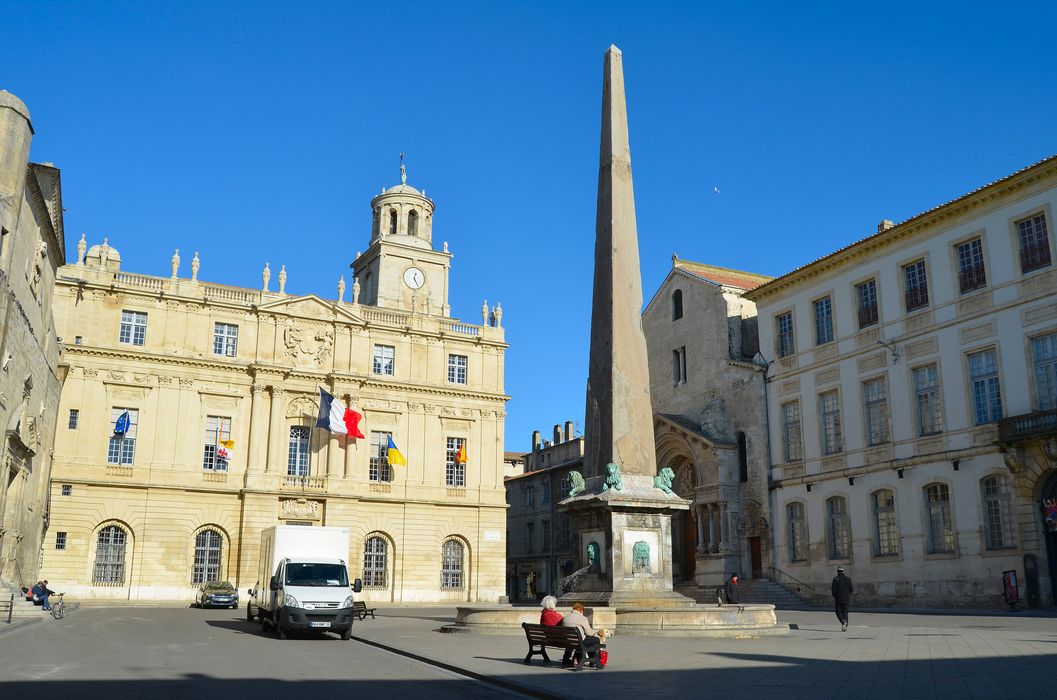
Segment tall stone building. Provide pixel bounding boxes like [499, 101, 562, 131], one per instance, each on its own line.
[745, 155, 1057, 607]
[0, 91, 66, 592]
[642, 259, 773, 589]
[44, 174, 509, 603]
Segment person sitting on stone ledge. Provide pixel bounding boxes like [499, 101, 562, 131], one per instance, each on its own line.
[540, 595, 563, 626]
[31, 580, 55, 611]
[560, 602, 605, 668]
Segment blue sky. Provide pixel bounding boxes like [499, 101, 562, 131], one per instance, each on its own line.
[8, 1, 1057, 452]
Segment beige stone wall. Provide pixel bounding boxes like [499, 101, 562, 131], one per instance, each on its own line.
[44, 229, 508, 603]
[0, 90, 65, 591]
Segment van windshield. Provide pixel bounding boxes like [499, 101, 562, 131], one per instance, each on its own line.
[284, 563, 349, 587]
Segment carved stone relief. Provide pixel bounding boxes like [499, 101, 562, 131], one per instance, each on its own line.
[283, 323, 334, 368]
[280, 498, 321, 520]
[285, 395, 319, 419]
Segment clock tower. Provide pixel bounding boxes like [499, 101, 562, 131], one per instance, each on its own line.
[352, 165, 452, 315]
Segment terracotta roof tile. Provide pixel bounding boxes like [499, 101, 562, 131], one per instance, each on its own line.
[672, 259, 773, 291]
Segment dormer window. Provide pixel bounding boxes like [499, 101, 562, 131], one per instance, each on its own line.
[389, 210, 397, 236]
[408, 210, 418, 237]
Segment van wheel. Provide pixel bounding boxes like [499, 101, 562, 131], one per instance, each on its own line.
[246, 605, 254, 622]
[341, 626, 352, 641]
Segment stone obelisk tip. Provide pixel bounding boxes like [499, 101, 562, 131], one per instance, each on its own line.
[606, 44, 622, 55]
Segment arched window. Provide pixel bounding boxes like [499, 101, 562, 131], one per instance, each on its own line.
[871, 489, 898, 556]
[826, 496, 850, 560]
[388, 210, 398, 236]
[786, 502, 806, 562]
[288, 426, 310, 476]
[737, 432, 748, 483]
[363, 535, 388, 588]
[672, 289, 683, 320]
[193, 529, 223, 583]
[441, 539, 464, 589]
[93, 525, 128, 585]
[408, 210, 418, 237]
[981, 475, 1014, 549]
[924, 483, 954, 553]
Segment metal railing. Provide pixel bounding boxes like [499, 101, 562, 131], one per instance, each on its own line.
[998, 408, 1057, 442]
[2, 593, 13, 624]
[768, 566, 818, 597]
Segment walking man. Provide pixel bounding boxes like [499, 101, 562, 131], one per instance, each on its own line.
[832, 566, 853, 631]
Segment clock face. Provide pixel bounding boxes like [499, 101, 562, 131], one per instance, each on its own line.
[403, 266, 425, 289]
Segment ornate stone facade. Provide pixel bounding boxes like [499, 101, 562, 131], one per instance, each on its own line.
[0, 91, 66, 593]
[43, 172, 509, 603]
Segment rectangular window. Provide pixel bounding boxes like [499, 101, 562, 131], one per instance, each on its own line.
[61, 484, 72, 496]
[107, 408, 138, 465]
[287, 426, 310, 476]
[540, 479, 550, 504]
[781, 402, 802, 462]
[925, 483, 955, 554]
[213, 322, 239, 357]
[818, 390, 843, 455]
[826, 497, 850, 560]
[913, 364, 943, 436]
[872, 490, 899, 557]
[559, 514, 571, 549]
[982, 476, 1014, 550]
[369, 431, 392, 482]
[814, 297, 834, 345]
[1018, 213, 1052, 273]
[118, 310, 147, 346]
[372, 345, 395, 375]
[202, 416, 232, 471]
[956, 238, 987, 293]
[903, 260, 929, 312]
[969, 349, 1002, 425]
[68, 409, 79, 430]
[445, 437, 466, 487]
[523, 484, 534, 507]
[55, 532, 67, 550]
[786, 502, 806, 562]
[542, 520, 551, 551]
[526, 522, 536, 554]
[863, 378, 890, 446]
[447, 354, 467, 384]
[776, 312, 794, 358]
[1032, 333, 1057, 410]
[672, 346, 687, 384]
[856, 279, 878, 328]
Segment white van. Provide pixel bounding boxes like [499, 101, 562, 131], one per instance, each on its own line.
[247, 525, 362, 640]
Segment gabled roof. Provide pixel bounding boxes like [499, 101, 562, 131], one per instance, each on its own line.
[257, 294, 362, 324]
[654, 413, 735, 448]
[672, 259, 772, 291]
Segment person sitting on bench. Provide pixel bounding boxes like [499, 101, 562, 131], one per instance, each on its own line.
[540, 595, 563, 626]
[560, 602, 604, 668]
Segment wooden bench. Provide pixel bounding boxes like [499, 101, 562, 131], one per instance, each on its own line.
[521, 623, 600, 671]
[352, 601, 376, 620]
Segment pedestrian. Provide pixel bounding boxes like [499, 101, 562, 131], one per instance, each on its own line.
[724, 573, 740, 605]
[832, 566, 853, 631]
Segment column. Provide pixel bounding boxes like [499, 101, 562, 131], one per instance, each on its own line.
[711, 505, 720, 552]
[721, 504, 730, 550]
[695, 503, 706, 552]
[266, 386, 285, 473]
[247, 383, 267, 472]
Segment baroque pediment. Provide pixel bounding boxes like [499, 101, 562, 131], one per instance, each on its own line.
[257, 294, 362, 324]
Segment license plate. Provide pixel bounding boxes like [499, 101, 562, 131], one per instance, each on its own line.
[309, 621, 331, 628]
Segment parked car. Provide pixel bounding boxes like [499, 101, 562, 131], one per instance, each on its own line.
[196, 581, 239, 609]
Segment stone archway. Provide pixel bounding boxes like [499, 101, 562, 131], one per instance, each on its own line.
[670, 458, 697, 582]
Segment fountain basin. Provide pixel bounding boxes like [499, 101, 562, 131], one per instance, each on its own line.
[440, 604, 789, 637]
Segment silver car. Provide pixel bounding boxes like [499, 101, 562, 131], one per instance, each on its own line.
[195, 581, 239, 609]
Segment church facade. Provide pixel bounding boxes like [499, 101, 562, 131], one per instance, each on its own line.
[43, 176, 509, 603]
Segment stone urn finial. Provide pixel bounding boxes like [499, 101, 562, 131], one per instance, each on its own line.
[337, 275, 346, 303]
[77, 233, 87, 265]
[191, 251, 200, 281]
[171, 249, 180, 279]
[278, 264, 287, 294]
[352, 277, 361, 305]
[262, 262, 271, 291]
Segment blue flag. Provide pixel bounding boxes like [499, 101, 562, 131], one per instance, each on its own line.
[114, 410, 131, 435]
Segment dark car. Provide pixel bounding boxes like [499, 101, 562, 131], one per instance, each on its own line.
[195, 581, 239, 609]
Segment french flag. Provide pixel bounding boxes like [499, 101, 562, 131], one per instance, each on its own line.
[316, 387, 365, 439]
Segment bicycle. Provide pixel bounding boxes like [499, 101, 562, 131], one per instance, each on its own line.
[51, 593, 65, 620]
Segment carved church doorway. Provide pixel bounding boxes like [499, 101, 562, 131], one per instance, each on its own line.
[670, 460, 697, 583]
[1040, 471, 1057, 607]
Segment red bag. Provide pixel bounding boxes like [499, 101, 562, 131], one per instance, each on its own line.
[598, 649, 608, 668]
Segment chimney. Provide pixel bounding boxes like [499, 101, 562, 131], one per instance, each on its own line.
[553, 424, 563, 444]
[532, 430, 541, 451]
[877, 219, 894, 233]
[564, 421, 575, 442]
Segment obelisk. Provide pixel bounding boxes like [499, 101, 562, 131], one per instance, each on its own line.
[583, 45, 658, 479]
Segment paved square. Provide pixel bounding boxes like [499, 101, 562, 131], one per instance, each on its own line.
[2, 606, 1054, 699]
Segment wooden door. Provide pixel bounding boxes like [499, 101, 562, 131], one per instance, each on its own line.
[749, 536, 762, 579]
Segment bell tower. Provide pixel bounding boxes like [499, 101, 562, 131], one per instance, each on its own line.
[352, 157, 452, 315]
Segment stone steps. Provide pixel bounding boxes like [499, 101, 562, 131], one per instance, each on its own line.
[676, 580, 815, 610]
[0, 586, 60, 619]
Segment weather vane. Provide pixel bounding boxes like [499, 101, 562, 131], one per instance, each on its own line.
[399, 152, 407, 185]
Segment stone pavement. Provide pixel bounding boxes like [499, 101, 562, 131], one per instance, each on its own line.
[352, 607, 1057, 699]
